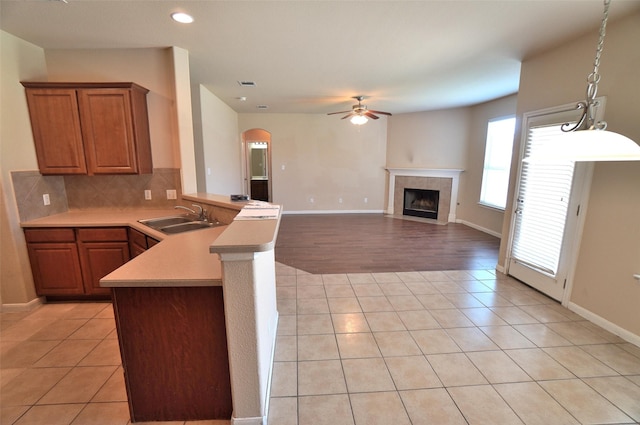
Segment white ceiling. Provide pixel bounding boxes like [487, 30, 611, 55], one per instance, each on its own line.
[2, 0, 639, 115]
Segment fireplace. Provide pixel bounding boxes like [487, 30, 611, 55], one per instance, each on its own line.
[403, 188, 439, 219]
[387, 168, 463, 223]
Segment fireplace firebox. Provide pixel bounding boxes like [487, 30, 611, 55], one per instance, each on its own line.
[403, 188, 439, 219]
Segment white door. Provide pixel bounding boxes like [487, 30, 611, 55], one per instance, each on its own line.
[507, 104, 595, 301]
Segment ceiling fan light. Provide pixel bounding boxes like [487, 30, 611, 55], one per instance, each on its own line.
[350, 115, 368, 125]
[524, 129, 640, 163]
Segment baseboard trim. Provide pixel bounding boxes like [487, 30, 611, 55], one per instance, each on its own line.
[0, 297, 44, 313]
[456, 219, 502, 239]
[282, 209, 384, 215]
[567, 301, 640, 347]
[231, 416, 266, 425]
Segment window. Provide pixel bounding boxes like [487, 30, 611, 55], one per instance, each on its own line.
[479, 116, 516, 210]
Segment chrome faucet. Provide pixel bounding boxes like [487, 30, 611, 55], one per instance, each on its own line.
[175, 204, 208, 221]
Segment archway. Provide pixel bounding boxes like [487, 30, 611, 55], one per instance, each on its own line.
[241, 129, 272, 202]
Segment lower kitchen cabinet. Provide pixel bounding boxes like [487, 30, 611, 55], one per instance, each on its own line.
[24, 227, 131, 298]
[128, 227, 159, 258]
[77, 228, 130, 296]
[24, 229, 84, 296]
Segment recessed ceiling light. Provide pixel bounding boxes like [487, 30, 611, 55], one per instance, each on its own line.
[237, 97, 247, 101]
[171, 12, 194, 24]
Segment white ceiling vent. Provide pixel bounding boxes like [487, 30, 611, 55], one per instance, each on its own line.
[238, 81, 256, 87]
[256, 105, 268, 109]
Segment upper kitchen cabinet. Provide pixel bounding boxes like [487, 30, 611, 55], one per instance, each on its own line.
[22, 82, 153, 175]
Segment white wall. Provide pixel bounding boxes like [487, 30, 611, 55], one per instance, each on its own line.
[0, 31, 47, 305]
[171, 47, 198, 194]
[238, 114, 388, 212]
[386, 108, 470, 169]
[200, 85, 242, 195]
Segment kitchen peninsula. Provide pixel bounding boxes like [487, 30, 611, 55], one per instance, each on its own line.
[21, 194, 281, 424]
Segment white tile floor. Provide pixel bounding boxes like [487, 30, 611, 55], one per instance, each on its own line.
[268, 263, 640, 425]
[2, 264, 639, 425]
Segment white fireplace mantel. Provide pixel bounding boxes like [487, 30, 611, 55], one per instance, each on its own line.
[385, 168, 464, 222]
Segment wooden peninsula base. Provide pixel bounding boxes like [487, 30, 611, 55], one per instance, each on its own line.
[111, 286, 232, 422]
[99, 194, 281, 424]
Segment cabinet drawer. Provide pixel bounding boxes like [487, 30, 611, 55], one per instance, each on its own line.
[24, 228, 76, 243]
[77, 227, 128, 242]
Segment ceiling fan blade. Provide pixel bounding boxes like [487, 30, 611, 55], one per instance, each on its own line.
[341, 112, 355, 120]
[364, 111, 380, 120]
[368, 110, 392, 116]
[327, 110, 352, 115]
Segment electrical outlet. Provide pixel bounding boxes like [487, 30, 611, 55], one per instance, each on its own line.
[166, 189, 177, 200]
[309, 197, 314, 204]
[144, 190, 152, 200]
[364, 197, 368, 203]
[43, 193, 50, 206]
[338, 198, 343, 204]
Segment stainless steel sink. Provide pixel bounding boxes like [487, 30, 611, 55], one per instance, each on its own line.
[139, 215, 194, 229]
[138, 215, 223, 234]
[159, 221, 218, 234]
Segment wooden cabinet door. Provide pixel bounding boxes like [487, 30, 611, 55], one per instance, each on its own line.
[24, 89, 87, 175]
[146, 237, 160, 248]
[77, 228, 130, 296]
[77, 89, 138, 175]
[78, 241, 130, 295]
[250, 179, 269, 201]
[26, 242, 85, 296]
[127, 227, 148, 258]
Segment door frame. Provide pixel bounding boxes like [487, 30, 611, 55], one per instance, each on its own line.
[505, 101, 598, 305]
[241, 129, 272, 202]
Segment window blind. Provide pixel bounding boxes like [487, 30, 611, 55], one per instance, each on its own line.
[511, 123, 575, 276]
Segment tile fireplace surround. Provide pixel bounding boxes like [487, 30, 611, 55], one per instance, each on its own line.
[386, 168, 463, 224]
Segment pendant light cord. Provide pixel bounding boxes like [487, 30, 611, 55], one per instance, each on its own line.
[562, 0, 611, 132]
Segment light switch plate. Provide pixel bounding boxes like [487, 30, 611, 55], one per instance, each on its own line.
[43, 193, 50, 206]
[166, 189, 177, 200]
[144, 190, 152, 200]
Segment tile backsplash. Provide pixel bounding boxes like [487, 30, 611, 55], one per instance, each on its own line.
[11, 171, 68, 222]
[12, 168, 182, 222]
[64, 168, 182, 210]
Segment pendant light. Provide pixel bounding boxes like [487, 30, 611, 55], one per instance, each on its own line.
[527, 0, 640, 163]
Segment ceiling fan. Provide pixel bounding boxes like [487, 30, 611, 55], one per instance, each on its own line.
[327, 96, 392, 125]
